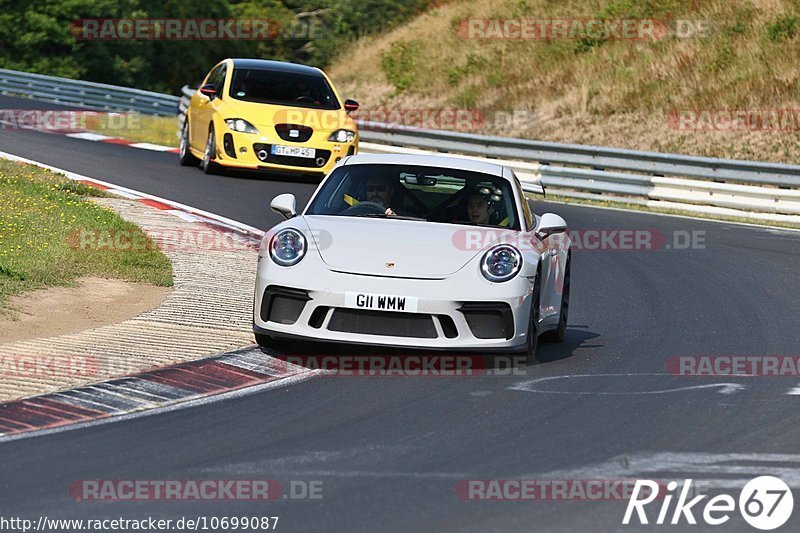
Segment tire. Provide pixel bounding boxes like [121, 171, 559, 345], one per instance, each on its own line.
[542, 257, 571, 343]
[201, 127, 219, 174]
[523, 276, 541, 365]
[178, 119, 199, 166]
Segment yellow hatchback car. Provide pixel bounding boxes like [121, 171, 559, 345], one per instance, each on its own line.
[179, 58, 359, 177]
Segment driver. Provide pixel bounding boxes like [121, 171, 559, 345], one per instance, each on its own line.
[365, 175, 400, 216]
[295, 80, 318, 104]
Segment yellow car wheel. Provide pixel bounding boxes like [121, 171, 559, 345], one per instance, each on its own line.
[178, 120, 199, 166]
[201, 128, 219, 175]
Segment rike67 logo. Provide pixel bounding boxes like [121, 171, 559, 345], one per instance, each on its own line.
[623, 476, 794, 530]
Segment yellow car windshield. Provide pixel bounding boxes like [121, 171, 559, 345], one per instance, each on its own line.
[229, 68, 340, 110]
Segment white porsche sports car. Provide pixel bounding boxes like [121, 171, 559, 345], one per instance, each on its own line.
[253, 154, 571, 362]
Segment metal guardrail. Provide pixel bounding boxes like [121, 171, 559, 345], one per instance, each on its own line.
[0, 68, 180, 116]
[353, 126, 800, 221]
[357, 141, 800, 221]
[356, 123, 800, 188]
[177, 85, 194, 133]
[2, 69, 798, 223]
[129, 84, 800, 223]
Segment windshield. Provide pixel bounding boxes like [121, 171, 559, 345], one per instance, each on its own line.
[229, 68, 340, 110]
[306, 164, 520, 230]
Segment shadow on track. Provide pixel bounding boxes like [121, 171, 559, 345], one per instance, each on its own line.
[257, 324, 601, 373]
[204, 165, 324, 186]
[535, 325, 601, 364]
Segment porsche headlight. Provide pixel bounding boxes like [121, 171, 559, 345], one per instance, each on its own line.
[327, 129, 356, 143]
[225, 118, 259, 134]
[480, 245, 522, 282]
[269, 229, 306, 266]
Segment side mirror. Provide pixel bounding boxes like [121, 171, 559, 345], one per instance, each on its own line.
[344, 99, 359, 113]
[199, 83, 217, 99]
[536, 213, 567, 238]
[270, 193, 297, 219]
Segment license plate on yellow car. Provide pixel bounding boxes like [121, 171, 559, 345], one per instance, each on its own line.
[271, 145, 315, 158]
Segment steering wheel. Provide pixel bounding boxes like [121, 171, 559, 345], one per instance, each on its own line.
[341, 201, 386, 215]
[295, 96, 316, 103]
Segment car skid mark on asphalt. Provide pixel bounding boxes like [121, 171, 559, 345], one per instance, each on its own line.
[509, 373, 746, 395]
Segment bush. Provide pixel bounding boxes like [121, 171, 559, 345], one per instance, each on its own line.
[766, 15, 799, 42]
[0, 0, 435, 93]
[381, 40, 419, 93]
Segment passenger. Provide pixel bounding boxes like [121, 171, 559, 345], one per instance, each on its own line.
[466, 191, 491, 225]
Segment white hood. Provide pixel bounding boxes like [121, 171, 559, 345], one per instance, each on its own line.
[302, 215, 494, 279]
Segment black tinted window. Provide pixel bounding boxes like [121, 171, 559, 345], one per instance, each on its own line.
[229, 68, 339, 110]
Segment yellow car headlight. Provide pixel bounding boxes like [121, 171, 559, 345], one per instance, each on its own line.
[327, 129, 356, 143]
[225, 118, 259, 134]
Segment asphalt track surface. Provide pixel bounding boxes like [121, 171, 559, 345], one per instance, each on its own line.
[1, 94, 800, 531]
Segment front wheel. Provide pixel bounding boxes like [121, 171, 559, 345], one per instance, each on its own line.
[178, 119, 199, 166]
[201, 128, 219, 174]
[523, 277, 541, 365]
[542, 257, 570, 343]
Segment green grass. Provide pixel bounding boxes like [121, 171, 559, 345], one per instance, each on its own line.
[0, 102, 180, 148]
[89, 114, 179, 148]
[0, 158, 173, 315]
[328, 0, 800, 164]
[381, 40, 420, 94]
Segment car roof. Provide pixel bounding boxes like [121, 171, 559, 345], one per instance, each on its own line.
[229, 59, 323, 76]
[341, 153, 507, 178]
